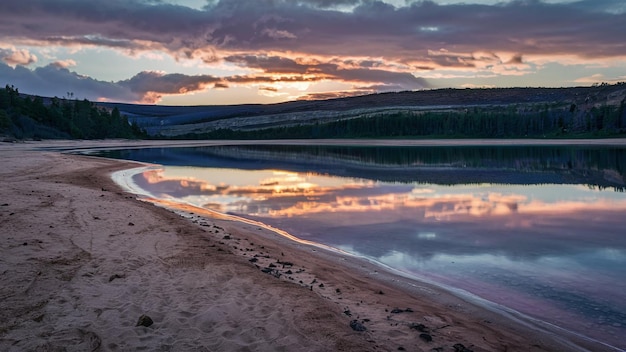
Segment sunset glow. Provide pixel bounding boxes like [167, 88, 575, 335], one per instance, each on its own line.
[1, 0, 625, 105]
[134, 167, 626, 221]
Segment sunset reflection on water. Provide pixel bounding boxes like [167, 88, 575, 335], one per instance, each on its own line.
[96, 143, 626, 348]
[131, 165, 626, 347]
[136, 166, 626, 220]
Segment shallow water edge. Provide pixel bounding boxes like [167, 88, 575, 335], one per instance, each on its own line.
[111, 163, 624, 352]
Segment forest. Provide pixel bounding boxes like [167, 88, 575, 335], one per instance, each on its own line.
[2, 83, 626, 140]
[0, 85, 146, 140]
[175, 99, 626, 140]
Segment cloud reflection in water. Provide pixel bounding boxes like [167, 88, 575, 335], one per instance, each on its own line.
[132, 166, 626, 279]
[132, 165, 626, 346]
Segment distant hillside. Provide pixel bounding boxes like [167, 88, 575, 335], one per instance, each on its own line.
[3, 83, 625, 140]
[98, 84, 626, 139]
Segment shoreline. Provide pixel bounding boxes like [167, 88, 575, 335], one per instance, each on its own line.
[1, 140, 623, 351]
[27, 137, 626, 155]
[115, 163, 622, 352]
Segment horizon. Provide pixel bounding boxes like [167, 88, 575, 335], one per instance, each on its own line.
[1, 0, 625, 106]
[18, 83, 622, 108]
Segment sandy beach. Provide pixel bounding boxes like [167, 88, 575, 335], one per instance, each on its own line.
[1, 140, 621, 352]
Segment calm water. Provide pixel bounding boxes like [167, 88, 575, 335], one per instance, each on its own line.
[98, 144, 626, 349]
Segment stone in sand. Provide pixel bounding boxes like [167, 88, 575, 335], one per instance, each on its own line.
[108, 274, 124, 282]
[409, 322, 428, 332]
[136, 314, 154, 327]
[349, 320, 367, 332]
[453, 343, 473, 352]
[419, 333, 433, 342]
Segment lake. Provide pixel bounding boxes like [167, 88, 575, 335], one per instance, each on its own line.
[97, 143, 626, 350]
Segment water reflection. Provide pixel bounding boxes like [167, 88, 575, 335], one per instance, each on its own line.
[132, 167, 626, 328]
[99, 144, 626, 190]
[105, 145, 626, 348]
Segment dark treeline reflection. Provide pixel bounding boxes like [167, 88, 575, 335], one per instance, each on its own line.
[96, 144, 626, 191]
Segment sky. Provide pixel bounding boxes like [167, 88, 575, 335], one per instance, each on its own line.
[0, 0, 625, 105]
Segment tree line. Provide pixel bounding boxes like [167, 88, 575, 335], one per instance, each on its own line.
[173, 98, 626, 140]
[0, 85, 146, 139]
[3, 82, 625, 140]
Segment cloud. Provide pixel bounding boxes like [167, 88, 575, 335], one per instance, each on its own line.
[460, 83, 496, 89]
[294, 0, 362, 9]
[0, 62, 221, 103]
[573, 73, 625, 84]
[2, 59, 419, 104]
[258, 85, 290, 98]
[0, 47, 37, 66]
[261, 28, 297, 40]
[225, 54, 314, 74]
[1, 1, 625, 59]
[225, 54, 428, 91]
[50, 59, 77, 68]
[298, 90, 374, 101]
[0, 62, 140, 101]
[1, 0, 625, 102]
[120, 71, 219, 95]
[506, 54, 524, 65]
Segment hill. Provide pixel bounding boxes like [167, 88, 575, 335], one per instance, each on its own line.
[98, 84, 626, 139]
[2, 83, 625, 140]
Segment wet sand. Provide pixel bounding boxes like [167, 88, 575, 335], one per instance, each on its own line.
[1, 139, 622, 351]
